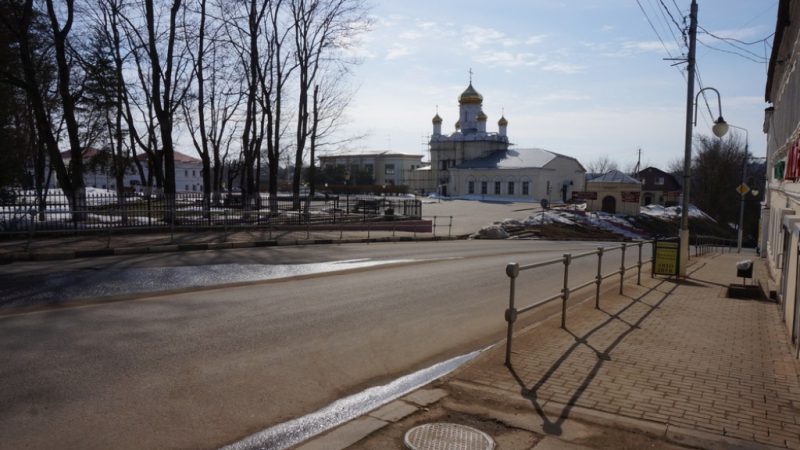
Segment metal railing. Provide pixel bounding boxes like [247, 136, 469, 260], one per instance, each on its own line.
[694, 234, 737, 256]
[504, 240, 654, 367]
[0, 191, 422, 238]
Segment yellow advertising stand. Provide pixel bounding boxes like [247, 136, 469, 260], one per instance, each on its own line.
[653, 238, 680, 277]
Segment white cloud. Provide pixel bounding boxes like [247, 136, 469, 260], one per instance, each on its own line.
[601, 25, 615, 32]
[620, 40, 679, 54]
[476, 51, 544, 68]
[525, 34, 547, 45]
[538, 91, 592, 102]
[462, 25, 513, 51]
[385, 44, 411, 60]
[541, 62, 586, 74]
[399, 30, 423, 40]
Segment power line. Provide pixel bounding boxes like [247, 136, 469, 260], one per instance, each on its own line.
[651, 0, 685, 50]
[697, 38, 768, 64]
[635, 0, 677, 59]
[697, 26, 771, 61]
[658, 0, 685, 43]
[698, 26, 774, 46]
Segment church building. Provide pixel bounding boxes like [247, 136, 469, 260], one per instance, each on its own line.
[410, 82, 586, 202]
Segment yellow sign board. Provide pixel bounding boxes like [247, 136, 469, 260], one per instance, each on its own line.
[736, 183, 750, 195]
[653, 240, 679, 276]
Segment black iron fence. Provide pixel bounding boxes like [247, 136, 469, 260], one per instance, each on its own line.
[0, 191, 422, 236]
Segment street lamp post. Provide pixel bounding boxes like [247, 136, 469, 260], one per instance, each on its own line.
[728, 125, 749, 253]
[680, 85, 729, 275]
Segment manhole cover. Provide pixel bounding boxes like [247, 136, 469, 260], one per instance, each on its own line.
[404, 422, 495, 450]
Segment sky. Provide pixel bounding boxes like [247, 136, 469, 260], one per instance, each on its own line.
[330, 0, 778, 171]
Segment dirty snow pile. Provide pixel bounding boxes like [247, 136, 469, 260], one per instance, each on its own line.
[640, 204, 714, 221]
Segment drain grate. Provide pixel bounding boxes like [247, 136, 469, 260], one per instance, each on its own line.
[404, 422, 495, 450]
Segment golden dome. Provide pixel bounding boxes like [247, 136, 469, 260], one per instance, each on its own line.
[455, 120, 461, 129]
[432, 113, 442, 124]
[477, 111, 487, 121]
[498, 115, 508, 126]
[458, 83, 483, 104]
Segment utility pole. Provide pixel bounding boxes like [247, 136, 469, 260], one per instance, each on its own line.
[679, 0, 698, 277]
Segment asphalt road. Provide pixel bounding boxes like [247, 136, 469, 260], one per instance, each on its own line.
[0, 240, 650, 449]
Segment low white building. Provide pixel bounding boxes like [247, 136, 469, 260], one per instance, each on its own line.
[585, 170, 642, 215]
[56, 148, 204, 193]
[318, 151, 424, 186]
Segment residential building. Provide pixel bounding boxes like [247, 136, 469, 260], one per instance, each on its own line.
[56, 148, 205, 193]
[636, 167, 681, 206]
[409, 82, 586, 201]
[762, 0, 800, 355]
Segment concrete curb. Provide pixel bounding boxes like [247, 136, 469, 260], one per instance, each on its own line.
[0, 235, 463, 264]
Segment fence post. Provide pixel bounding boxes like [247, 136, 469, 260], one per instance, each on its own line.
[595, 247, 604, 309]
[619, 243, 627, 295]
[504, 262, 520, 367]
[561, 254, 571, 329]
[449, 216, 453, 237]
[433, 216, 437, 237]
[637, 241, 643, 285]
[27, 210, 35, 250]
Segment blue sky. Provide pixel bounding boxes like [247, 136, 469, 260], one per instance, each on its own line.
[333, 0, 778, 170]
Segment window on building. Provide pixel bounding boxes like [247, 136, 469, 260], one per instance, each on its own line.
[494, 181, 501, 195]
[185, 184, 189, 191]
[508, 181, 515, 195]
[385, 164, 395, 175]
[468, 181, 475, 194]
[193, 170, 196, 177]
[656, 177, 664, 185]
[522, 181, 530, 195]
[184, 170, 188, 177]
[192, 184, 196, 191]
[364, 164, 374, 173]
[481, 181, 487, 194]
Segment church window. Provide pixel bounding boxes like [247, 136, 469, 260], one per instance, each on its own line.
[385, 164, 395, 175]
[522, 181, 530, 195]
[481, 181, 487, 194]
[494, 181, 501, 195]
[508, 182, 515, 195]
[468, 181, 475, 194]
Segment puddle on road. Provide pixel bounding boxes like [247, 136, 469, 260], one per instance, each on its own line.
[221, 347, 488, 450]
[1, 259, 412, 308]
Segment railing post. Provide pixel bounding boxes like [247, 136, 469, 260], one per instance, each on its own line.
[504, 262, 520, 367]
[595, 247, 604, 309]
[561, 254, 571, 329]
[619, 243, 627, 295]
[637, 241, 643, 285]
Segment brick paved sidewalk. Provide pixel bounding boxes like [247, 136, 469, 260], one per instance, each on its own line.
[452, 252, 800, 448]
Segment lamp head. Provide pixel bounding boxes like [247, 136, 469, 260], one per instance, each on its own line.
[712, 117, 729, 138]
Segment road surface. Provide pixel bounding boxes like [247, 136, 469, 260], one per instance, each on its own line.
[0, 240, 650, 449]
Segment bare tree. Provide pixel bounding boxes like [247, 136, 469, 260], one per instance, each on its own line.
[290, 0, 368, 204]
[2, 0, 87, 219]
[183, 0, 244, 209]
[585, 154, 619, 175]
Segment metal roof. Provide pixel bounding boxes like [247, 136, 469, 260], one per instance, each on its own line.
[587, 169, 641, 185]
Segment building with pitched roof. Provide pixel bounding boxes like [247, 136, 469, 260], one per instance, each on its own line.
[586, 170, 642, 215]
[409, 82, 586, 201]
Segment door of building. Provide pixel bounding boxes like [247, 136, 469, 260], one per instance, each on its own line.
[781, 228, 792, 308]
[601, 196, 616, 214]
